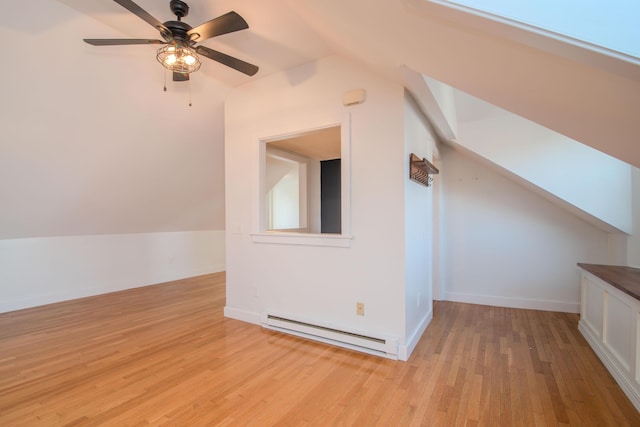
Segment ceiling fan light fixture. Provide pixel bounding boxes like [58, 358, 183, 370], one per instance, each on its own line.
[156, 44, 201, 73]
[83, 1, 258, 78]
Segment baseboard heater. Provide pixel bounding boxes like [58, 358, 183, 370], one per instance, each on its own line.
[262, 313, 399, 359]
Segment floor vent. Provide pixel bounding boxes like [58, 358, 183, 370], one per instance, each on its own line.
[262, 313, 398, 359]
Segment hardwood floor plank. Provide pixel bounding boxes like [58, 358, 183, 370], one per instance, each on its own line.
[0, 273, 638, 425]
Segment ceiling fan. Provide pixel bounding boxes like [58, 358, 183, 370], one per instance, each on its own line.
[84, 0, 259, 81]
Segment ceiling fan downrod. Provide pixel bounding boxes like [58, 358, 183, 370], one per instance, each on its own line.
[170, 0, 189, 21]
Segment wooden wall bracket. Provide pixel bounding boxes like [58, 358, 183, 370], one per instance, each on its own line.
[410, 153, 439, 187]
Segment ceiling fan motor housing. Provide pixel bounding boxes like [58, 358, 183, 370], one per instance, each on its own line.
[163, 20, 193, 43]
[163, 1, 193, 43]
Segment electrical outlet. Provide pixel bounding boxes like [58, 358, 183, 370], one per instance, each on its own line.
[356, 302, 365, 316]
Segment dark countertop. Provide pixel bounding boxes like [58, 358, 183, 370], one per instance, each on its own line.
[578, 263, 640, 301]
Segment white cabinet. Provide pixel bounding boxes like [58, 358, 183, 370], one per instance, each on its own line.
[579, 268, 640, 412]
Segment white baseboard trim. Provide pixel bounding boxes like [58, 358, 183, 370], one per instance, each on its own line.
[398, 308, 433, 361]
[579, 321, 640, 412]
[0, 266, 227, 314]
[224, 306, 261, 325]
[196, 264, 226, 275]
[0, 230, 227, 313]
[444, 291, 579, 313]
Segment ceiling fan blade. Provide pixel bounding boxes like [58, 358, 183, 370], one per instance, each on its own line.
[113, 0, 169, 34]
[84, 38, 165, 46]
[187, 11, 249, 42]
[173, 72, 190, 82]
[195, 46, 258, 76]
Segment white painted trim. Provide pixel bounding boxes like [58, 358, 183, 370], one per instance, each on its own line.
[579, 321, 640, 412]
[0, 264, 225, 314]
[224, 306, 261, 325]
[398, 308, 433, 361]
[444, 291, 579, 313]
[0, 231, 226, 313]
[578, 269, 640, 412]
[265, 147, 310, 231]
[254, 113, 353, 243]
[209, 264, 226, 274]
[251, 232, 353, 248]
[401, 65, 456, 142]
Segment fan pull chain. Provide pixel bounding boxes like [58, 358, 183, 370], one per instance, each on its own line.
[163, 69, 167, 92]
[188, 78, 192, 107]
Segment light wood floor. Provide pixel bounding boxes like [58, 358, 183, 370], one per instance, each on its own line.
[0, 273, 638, 426]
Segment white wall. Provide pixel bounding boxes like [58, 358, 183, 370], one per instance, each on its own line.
[441, 146, 610, 313]
[0, 231, 225, 313]
[403, 93, 437, 354]
[0, 1, 227, 313]
[225, 56, 410, 346]
[455, 103, 632, 233]
[0, 0, 227, 239]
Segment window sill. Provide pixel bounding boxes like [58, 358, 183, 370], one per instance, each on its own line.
[251, 232, 353, 248]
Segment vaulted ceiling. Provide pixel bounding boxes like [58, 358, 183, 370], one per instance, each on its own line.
[58, 0, 640, 167]
[1, 0, 637, 239]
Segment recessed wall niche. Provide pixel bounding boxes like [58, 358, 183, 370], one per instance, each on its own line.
[253, 118, 352, 247]
[265, 125, 341, 233]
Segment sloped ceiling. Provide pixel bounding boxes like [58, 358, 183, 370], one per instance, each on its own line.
[1, 0, 638, 239]
[52, 0, 640, 166]
[284, 0, 640, 168]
